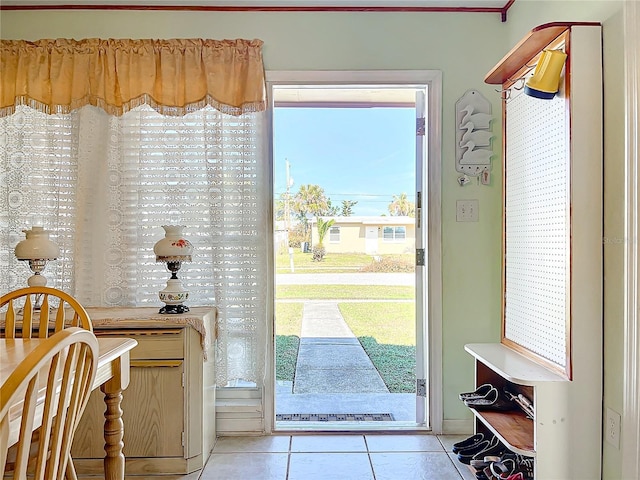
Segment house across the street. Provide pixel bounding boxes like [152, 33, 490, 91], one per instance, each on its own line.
[310, 216, 415, 255]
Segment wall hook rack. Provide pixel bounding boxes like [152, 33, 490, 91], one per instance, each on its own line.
[455, 90, 494, 182]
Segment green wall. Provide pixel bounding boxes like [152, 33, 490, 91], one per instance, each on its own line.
[0, 9, 508, 426]
[1, 7, 629, 475]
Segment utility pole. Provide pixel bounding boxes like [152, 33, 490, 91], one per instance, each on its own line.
[285, 160, 295, 272]
[284, 159, 293, 241]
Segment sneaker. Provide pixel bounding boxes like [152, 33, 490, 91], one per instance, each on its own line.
[452, 433, 485, 453]
[470, 436, 506, 463]
[514, 455, 534, 480]
[458, 436, 504, 465]
[457, 438, 493, 464]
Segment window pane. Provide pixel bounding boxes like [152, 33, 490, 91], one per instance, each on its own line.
[329, 226, 340, 242]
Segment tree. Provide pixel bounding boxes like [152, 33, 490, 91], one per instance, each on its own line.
[388, 193, 415, 217]
[291, 184, 334, 238]
[292, 184, 331, 221]
[326, 199, 340, 216]
[274, 195, 286, 221]
[341, 200, 358, 216]
[312, 217, 335, 262]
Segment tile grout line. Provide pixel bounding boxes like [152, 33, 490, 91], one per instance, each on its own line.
[364, 435, 378, 480]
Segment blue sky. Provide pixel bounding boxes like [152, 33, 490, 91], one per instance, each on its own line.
[273, 107, 416, 217]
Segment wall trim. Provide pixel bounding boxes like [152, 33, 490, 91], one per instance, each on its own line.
[0, 0, 516, 21]
[622, 0, 640, 478]
[442, 418, 473, 435]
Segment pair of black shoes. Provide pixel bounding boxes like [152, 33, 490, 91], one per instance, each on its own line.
[452, 433, 506, 465]
[459, 384, 514, 411]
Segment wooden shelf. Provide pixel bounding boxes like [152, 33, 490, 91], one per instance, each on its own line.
[484, 22, 600, 85]
[471, 408, 535, 456]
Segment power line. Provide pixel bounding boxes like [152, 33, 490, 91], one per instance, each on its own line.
[274, 191, 415, 198]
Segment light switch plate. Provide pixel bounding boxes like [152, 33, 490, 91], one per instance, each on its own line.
[456, 199, 479, 222]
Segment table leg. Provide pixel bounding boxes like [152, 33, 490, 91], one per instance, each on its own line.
[102, 387, 125, 480]
[101, 354, 130, 480]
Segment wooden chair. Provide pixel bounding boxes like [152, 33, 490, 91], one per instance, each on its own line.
[1, 287, 93, 479]
[0, 327, 99, 479]
[1, 287, 92, 339]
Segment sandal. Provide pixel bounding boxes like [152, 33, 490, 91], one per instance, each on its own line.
[490, 458, 518, 478]
[459, 383, 494, 401]
[464, 389, 514, 411]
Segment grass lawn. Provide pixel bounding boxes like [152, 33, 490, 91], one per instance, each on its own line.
[276, 251, 374, 273]
[339, 302, 416, 393]
[276, 284, 414, 299]
[275, 302, 303, 381]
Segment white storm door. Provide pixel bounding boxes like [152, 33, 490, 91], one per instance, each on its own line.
[414, 88, 429, 426]
[365, 226, 378, 254]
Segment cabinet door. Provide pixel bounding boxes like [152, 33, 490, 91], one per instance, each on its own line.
[122, 360, 184, 457]
[73, 360, 185, 459]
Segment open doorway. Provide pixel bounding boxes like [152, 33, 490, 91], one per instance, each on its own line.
[267, 71, 442, 432]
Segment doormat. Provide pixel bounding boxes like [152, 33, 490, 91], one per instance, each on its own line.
[276, 413, 394, 422]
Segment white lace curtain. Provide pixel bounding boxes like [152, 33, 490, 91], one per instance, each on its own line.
[1, 104, 269, 387]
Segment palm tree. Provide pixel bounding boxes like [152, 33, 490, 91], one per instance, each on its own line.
[312, 217, 335, 261]
[388, 193, 415, 217]
[341, 200, 358, 216]
[292, 184, 331, 237]
[293, 184, 330, 221]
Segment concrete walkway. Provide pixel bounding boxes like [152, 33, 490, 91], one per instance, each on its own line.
[293, 301, 388, 394]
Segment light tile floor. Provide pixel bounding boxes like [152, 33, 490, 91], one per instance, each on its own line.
[195, 434, 477, 480]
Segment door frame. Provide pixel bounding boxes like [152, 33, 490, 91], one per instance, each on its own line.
[622, 0, 640, 476]
[264, 70, 443, 434]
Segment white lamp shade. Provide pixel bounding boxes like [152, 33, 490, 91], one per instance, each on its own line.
[154, 225, 194, 261]
[14, 226, 60, 260]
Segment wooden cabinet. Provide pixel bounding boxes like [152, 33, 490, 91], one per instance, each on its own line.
[72, 307, 216, 475]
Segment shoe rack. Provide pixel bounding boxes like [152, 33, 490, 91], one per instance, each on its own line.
[464, 343, 566, 458]
[462, 22, 603, 479]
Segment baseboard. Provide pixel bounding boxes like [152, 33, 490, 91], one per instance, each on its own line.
[441, 419, 474, 435]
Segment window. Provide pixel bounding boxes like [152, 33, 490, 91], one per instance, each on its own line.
[329, 226, 340, 243]
[382, 226, 406, 242]
[2, 104, 268, 387]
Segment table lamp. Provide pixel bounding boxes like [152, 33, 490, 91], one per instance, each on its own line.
[153, 225, 194, 314]
[14, 226, 60, 288]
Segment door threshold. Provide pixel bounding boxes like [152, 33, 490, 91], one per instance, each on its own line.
[274, 420, 430, 433]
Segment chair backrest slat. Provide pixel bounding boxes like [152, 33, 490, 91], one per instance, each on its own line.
[13, 375, 38, 478]
[38, 295, 51, 338]
[53, 298, 66, 332]
[22, 295, 33, 339]
[4, 302, 16, 339]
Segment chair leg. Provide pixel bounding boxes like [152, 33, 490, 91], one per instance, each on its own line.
[65, 456, 78, 480]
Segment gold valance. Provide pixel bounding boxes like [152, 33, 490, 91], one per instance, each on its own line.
[0, 38, 266, 117]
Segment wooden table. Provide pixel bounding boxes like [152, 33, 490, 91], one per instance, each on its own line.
[1, 336, 138, 480]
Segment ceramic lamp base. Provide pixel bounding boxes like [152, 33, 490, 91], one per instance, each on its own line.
[158, 278, 190, 315]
